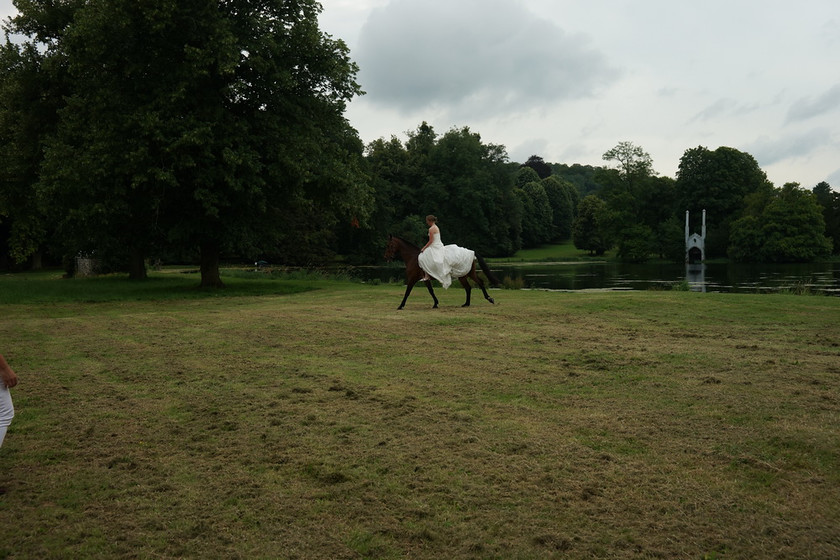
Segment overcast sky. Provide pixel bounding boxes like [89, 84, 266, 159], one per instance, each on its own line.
[3, 0, 839, 189]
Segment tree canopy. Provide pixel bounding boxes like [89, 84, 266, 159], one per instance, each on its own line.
[675, 146, 772, 258]
[729, 183, 832, 262]
[1, 0, 372, 285]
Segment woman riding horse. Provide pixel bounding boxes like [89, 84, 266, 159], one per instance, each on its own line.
[384, 235, 499, 309]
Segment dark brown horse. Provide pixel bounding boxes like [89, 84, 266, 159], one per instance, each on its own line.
[384, 235, 499, 310]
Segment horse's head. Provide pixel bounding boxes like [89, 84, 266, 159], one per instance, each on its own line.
[384, 235, 400, 261]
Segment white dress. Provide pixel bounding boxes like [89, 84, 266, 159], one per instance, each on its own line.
[418, 231, 475, 289]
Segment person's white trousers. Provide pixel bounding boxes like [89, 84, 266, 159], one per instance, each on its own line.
[0, 385, 13, 447]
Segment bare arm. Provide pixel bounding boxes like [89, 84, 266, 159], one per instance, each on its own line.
[420, 226, 438, 252]
[0, 354, 18, 389]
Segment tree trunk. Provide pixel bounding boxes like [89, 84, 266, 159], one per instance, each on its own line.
[199, 241, 224, 288]
[128, 248, 147, 280]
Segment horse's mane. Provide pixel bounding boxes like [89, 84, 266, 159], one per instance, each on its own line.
[392, 236, 420, 251]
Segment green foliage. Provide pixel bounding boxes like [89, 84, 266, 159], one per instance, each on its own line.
[0, 41, 61, 265]
[729, 183, 832, 262]
[654, 216, 686, 262]
[813, 181, 840, 254]
[518, 181, 553, 247]
[573, 195, 611, 256]
[3, 0, 372, 284]
[353, 123, 520, 259]
[515, 165, 541, 188]
[542, 176, 575, 240]
[676, 146, 772, 257]
[602, 140, 655, 185]
[615, 224, 655, 263]
[521, 155, 552, 179]
[594, 142, 679, 262]
[552, 163, 604, 197]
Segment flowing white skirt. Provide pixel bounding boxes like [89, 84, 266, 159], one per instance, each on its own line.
[418, 238, 475, 289]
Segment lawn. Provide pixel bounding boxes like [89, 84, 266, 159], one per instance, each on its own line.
[1, 272, 839, 558]
[493, 241, 611, 262]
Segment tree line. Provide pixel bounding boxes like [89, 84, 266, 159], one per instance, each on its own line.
[341, 132, 835, 265]
[2, 2, 836, 284]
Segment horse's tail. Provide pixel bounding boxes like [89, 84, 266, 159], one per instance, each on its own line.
[475, 254, 501, 287]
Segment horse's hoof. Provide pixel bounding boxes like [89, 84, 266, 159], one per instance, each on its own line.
[461, 303, 470, 308]
[488, 298, 495, 304]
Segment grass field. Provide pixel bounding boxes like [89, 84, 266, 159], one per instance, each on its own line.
[493, 241, 606, 262]
[1, 271, 839, 558]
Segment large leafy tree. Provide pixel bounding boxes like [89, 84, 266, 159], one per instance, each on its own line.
[358, 123, 519, 258]
[521, 155, 552, 179]
[602, 140, 654, 191]
[0, 42, 52, 268]
[424, 127, 519, 255]
[573, 195, 610, 256]
[542, 175, 575, 241]
[813, 181, 840, 254]
[597, 141, 669, 262]
[675, 146, 773, 258]
[516, 181, 552, 248]
[729, 183, 832, 262]
[6, 0, 371, 285]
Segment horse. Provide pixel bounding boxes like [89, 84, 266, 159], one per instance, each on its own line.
[383, 235, 500, 310]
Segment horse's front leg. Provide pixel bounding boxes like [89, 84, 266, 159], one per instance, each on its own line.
[459, 277, 472, 307]
[398, 281, 415, 310]
[425, 280, 439, 308]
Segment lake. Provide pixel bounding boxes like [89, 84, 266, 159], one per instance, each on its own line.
[360, 260, 840, 295]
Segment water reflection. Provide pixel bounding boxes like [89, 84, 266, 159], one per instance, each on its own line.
[362, 261, 840, 295]
[489, 261, 840, 295]
[686, 264, 706, 292]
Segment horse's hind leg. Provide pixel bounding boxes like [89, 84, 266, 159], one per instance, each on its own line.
[459, 277, 472, 307]
[472, 272, 495, 304]
[425, 281, 439, 308]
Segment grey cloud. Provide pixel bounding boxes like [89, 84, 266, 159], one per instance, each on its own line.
[747, 127, 832, 167]
[689, 98, 759, 123]
[355, 0, 617, 117]
[786, 83, 840, 122]
[509, 137, 548, 163]
[827, 167, 840, 187]
[690, 98, 739, 122]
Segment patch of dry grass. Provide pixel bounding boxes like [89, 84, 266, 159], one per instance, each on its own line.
[1, 283, 839, 558]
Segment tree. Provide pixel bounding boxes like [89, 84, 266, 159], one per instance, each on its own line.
[515, 165, 540, 188]
[542, 176, 574, 240]
[598, 142, 665, 262]
[355, 123, 520, 259]
[813, 181, 840, 254]
[421, 127, 519, 255]
[0, 38, 65, 269]
[521, 155, 552, 179]
[760, 183, 832, 261]
[729, 183, 832, 262]
[602, 141, 655, 190]
[551, 163, 603, 197]
[676, 146, 772, 258]
[573, 195, 610, 256]
[615, 223, 655, 263]
[7, 0, 372, 285]
[517, 181, 552, 248]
